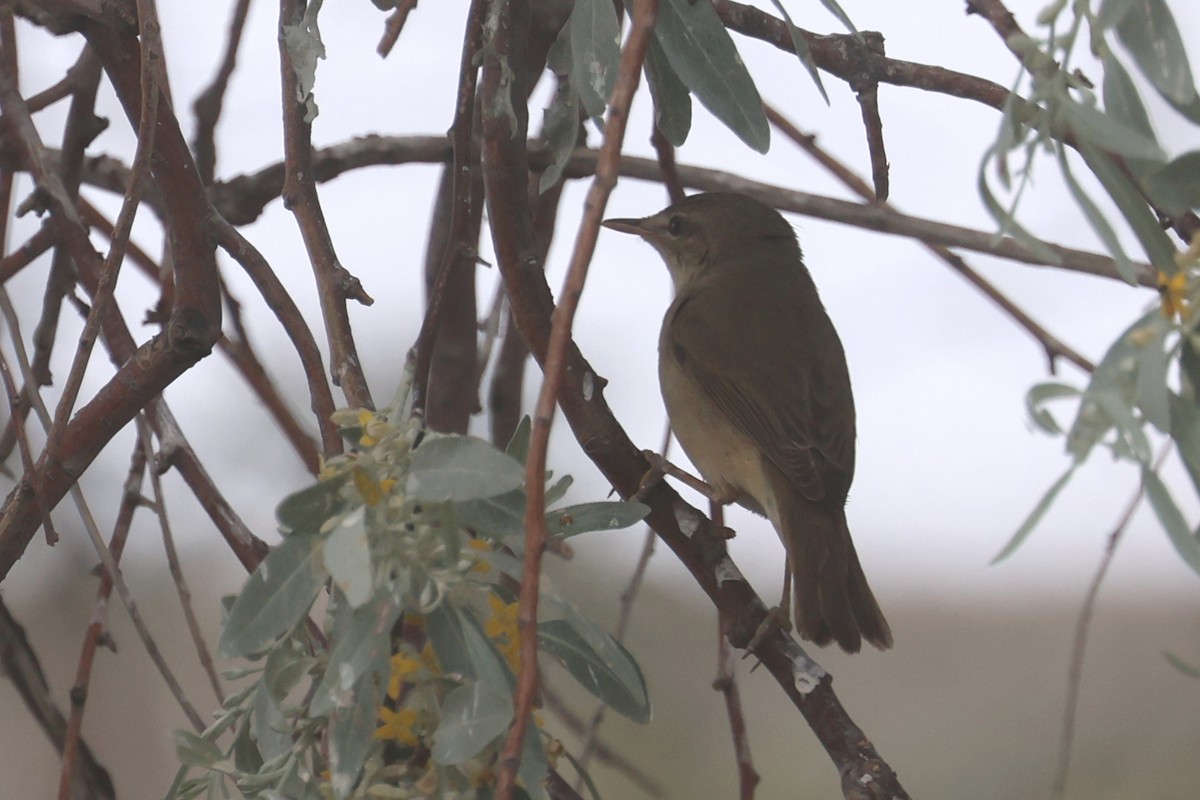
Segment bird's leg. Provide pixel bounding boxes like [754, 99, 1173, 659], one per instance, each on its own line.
[636, 450, 739, 502]
[635, 450, 737, 538]
[744, 563, 793, 658]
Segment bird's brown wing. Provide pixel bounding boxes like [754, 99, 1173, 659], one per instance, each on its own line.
[666, 277, 856, 504]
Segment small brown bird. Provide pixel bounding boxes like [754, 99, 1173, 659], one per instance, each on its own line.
[603, 192, 892, 653]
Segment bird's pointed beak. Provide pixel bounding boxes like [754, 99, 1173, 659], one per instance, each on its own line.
[601, 217, 652, 237]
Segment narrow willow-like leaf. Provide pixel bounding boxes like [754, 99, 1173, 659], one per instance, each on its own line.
[538, 79, 581, 194]
[1133, 314, 1171, 433]
[1169, 392, 1200, 498]
[655, 0, 770, 153]
[1115, 0, 1200, 122]
[518, 718, 549, 800]
[768, 0, 829, 104]
[569, 0, 621, 119]
[1142, 468, 1200, 577]
[276, 478, 347, 536]
[643, 36, 692, 147]
[545, 500, 649, 538]
[1055, 144, 1137, 283]
[505, 415, 532, 464]
[1146, 151, 1200, 215]
[1061, 98, 1166, 162]
[1025, 381, 1081, 435]
[1163, 649, 1200, 678]
[327, 645, 388, 799]
[976, 146, 1062, 265]
[310, 592, 401, 716]
[991, 465, 1076, 564]
[1102, 53, 1155, 140]
[1078, 139, 1177, 272]
[815, 0, 857, 34]
[220, 533, 326, 658]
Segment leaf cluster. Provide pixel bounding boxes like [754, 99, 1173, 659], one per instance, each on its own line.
[168, 412, 649, 800]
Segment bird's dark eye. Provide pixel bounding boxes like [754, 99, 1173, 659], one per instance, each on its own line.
[666, 216, 683, 236]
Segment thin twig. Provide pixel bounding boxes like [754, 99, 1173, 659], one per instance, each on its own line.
[209, 216, 342, 458]
[0, 596, 115, 800]
[765, 104, 1097, 373]
[192, 0, 252, 184]
[411, 0, 485, 424]
[716, 617, 759, 800]
[195, 135, 1150, 284]
[57, 439, 145, 800]
[0, 289, 207, 732]
[376, 0, 418, 58]
[495, 1, 659, 795]
[1051, 447, 1170, 798]
[136, 416, 225, 704]
[278, 0, 374, 408]
[649, 126, 685, 205]
[43, 0, 161, 478]
[575, 425, 668, 784]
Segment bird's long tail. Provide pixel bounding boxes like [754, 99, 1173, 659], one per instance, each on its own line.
[773, 480, 893, 653]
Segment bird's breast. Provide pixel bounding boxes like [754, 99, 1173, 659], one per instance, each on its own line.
[657, 345, 773, 520]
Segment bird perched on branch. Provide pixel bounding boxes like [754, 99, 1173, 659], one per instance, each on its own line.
[603, 192, 892, 653]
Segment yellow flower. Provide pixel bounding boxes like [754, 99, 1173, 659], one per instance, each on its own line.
[1158, 270, 1189, 320]
[352, 467, 385, 505]
[387, 652, 424, 699]
[375, 707, 421, 746]
[485, 593, 522, 672]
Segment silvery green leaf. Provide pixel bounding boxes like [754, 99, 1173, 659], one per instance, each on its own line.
[1168, 392, 1200, 497]
[540, 597, 650, 723]
[1142, 468, 1200, 577]
[991, 465, 1076, 564]
[815, 0, 857, 34]
[1025, 382, 1081, 435]
[459, 605, 514, 695]
[231, 716, 263, 774]
[252, 683, 292, 763]
[407, 435, 524, 502]
[1163, 650, 1200, 678]
[539, 80, 581, 194]
[275, 478, 347, 536]
[643, 36, 692, 146]
[655, 0, 770, 153]
[569, 0, 621, 119]
[322, 507, 373, 609]
[518, 718, 549, 800]
[1056, 143, 1137, 283]
[976, 149, 1062, 266]
[768, 0, 828, 104]
[543, 474, 574, 508]
[1133, 314, 1171, 432]
[545, 501, 649, 538]
[1102, 53, 1154, 141]
[426, 602, 475, 680]
[1145, 151, 1200, 215]
[430, 680, 513, 765]
[1078, 139, 1177, 272]
[1115, 0, 1200, 122]
[505, 416, 532, 464]
[327, 646, 387, 799]
[174, 730, 225, 770]
[1061, 97, 1166, 162]
[310, 592, 401, 716]
[456, 489, 526, 549]
[220, 533, 326, 658]
[1097, 0, 1139, 28]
